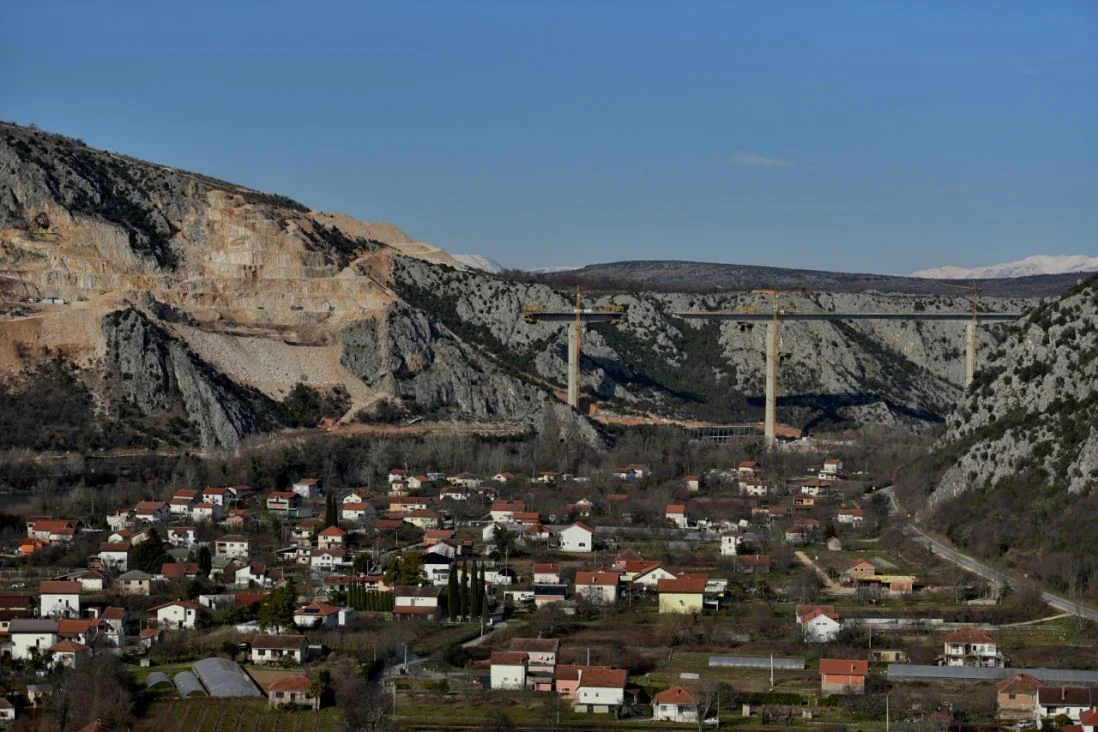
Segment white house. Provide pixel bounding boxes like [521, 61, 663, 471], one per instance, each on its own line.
[9, 619, 59, 660]
[489, 501, 524, 522]
[393, 586, 442, 620]
[719, 530, 744, 556]
[310, 548, 348, 572]
[533, 563, 561, 584]
[166, 527, 198, 547]
[293, 602, 343, 630]
[202, 486, 236, 506]
[559, 523, 595, 553]
[653, 686, 700, 724]
[234, 563, 272, 589]
[836, 508, 865, 526]
[317, 526, 347, 550]
[341, 502, 376, 523]
[665, 504, 688, 529]
[573, 667, 628, 713]
[820, 458, 843, 478]
[192, 502, 222, 523]
[797, 605, 842, 643]
[575, 571, 619, 604]
[134, 501, 170, 523]
[292, 478, 322, 499]
[215, 534, 252, 560]
[387, 469, 409, 484]
[342, 491, 369, 504]
[739, 478, 771, 497]
[251, 634, 308, 665]
[490, 651, 528, 690]
[147, 600, 200, 629]
[97, 542, 131, 572]
[39, 581, 81, 618]
[48, 639, 90, 669]
[631, 564, 679, 589]
[406, 475, 432, 491]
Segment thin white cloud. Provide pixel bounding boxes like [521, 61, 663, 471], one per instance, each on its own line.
[733, 151, 794, 168]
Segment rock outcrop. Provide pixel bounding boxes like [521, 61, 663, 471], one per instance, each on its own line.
[932, 277, 1098, 505]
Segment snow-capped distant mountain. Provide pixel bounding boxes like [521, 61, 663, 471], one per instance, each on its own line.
[912, 255, 1098, 280]
[452, 254, 505, 274]
[525, 265, 583, 274]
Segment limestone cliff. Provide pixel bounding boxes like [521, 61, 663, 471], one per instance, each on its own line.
[931, 277, 1098, 504]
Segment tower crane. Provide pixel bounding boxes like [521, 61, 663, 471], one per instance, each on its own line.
[522, 294, 626, 411]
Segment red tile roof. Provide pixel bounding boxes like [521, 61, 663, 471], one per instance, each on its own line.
[268, 675, 313, 693]
[996, 673, 1042, 694]
[819, 659, 868, 676]
[945, 628, 995, 644]
[578, 667, 628, 689]
[657, 575, 707, 594]
[490, 651, 529, 665]
[575, 571, 619, 587]
[40, 581, 81, 594]
[654, 686, 698, 704]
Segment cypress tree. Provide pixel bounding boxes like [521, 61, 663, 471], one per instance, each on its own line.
[447, 564, 460, 621]
[459, 561, 470, 619]
[325, 493, 337, 528]
[466, 563, 479, 621]
[477, 563, 488, 617]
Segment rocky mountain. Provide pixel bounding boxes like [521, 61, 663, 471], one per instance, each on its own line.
[0, 123, 1039, 450]
[451, 254, 504, 274]
[911, 276, 1098, 593]
[912, 255, 1098, 280]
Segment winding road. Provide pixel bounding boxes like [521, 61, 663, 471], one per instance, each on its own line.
[881, 488, 1098, 622]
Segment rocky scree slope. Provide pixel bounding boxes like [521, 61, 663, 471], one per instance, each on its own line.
[915, 277, 1098, 594]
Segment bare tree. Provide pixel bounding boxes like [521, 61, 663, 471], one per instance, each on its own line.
[333, 660, 391, 732]
[49, 654, 133, 730]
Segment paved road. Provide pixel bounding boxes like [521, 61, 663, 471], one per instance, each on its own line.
[881, 488, 1098, 622]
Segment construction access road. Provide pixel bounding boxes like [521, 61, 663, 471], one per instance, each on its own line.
[881, 487, 1098, 623]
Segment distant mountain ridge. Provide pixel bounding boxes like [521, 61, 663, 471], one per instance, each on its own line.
[537, 260, 1085, 298]
[912, 255, 1098, 280]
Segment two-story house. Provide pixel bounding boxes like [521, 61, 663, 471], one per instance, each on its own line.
[942, 628, 1004, 668]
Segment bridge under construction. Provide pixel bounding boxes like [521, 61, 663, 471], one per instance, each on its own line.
[676, 308, 1022, 450]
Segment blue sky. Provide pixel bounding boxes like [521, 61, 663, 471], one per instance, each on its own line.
[3, 1, 1095, 272]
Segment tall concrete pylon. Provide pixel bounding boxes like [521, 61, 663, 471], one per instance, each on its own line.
[522, 299, 627, 411]
[567, 322, 581, 409]
[965, 322, 977, 389]
[677, 309, 1022, 451]
[764, 313, 779, 450]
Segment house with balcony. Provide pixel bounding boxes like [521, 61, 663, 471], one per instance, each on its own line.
[942, 628, 1004, 667]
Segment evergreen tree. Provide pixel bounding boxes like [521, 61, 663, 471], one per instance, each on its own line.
[130, 528, 169, 574]
[466, 563, 479, 621]
[258, 579, 297, 630]
[447, 565, 459, 621]
[196, 546, 212, 578]
[458, 561, 470, 619]
[325, 493, 338, 528]
[477, 563, 488, 617]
